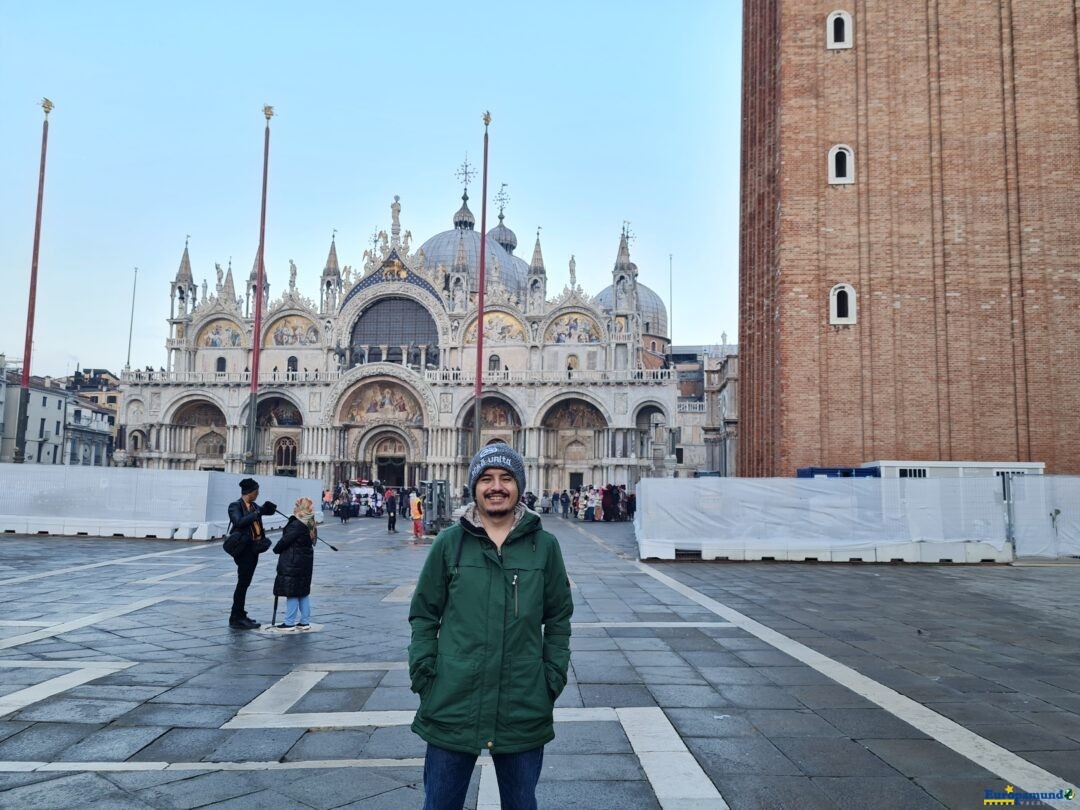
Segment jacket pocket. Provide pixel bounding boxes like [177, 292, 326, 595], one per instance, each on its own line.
[509, 656, 552, 727]
[507, 565, 545, 624]
[421, 654, 478, 730]
[544, 660, 567, 701]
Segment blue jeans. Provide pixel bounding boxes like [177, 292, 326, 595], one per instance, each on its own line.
[284, 595, 310, 625]
[422, 743, 543, 810]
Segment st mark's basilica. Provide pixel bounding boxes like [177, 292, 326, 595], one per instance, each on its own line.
[117, 189, 683, 494]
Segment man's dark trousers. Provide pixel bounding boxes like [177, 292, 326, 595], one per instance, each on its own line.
[231, 551, 258, 620]
[388, 510, 397, 532]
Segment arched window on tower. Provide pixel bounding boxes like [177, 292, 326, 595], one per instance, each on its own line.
[836, 290, 850, 319]
[215, 357, 226, 374]
[828, 145, 855, 185]
[830, 284, 857, 325]
[827, 10, 853, 49]
[488, 354, 501, 372]
[287, 355, 298, 375]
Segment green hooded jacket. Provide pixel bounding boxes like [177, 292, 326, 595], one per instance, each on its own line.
[408, 504, 574, 754]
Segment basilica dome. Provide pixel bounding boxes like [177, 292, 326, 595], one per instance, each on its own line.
[488, 214, 532, 284]
[595, 282, 669, 337]
[487, 214, 518, 253]
[419, 193, 527, 298]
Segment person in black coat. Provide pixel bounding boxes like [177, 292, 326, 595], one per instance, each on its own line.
[273, 496, 317, 631]
[385, 488, 398, 534]
[227, 478, 273, 629]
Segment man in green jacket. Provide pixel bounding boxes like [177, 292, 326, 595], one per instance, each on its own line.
[409, 443, 574, 810]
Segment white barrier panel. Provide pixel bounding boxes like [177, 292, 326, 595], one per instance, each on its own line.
[1012, 475, 1080, 558]
[635, 477, 1010, 563]
[0, 464, 322, 540]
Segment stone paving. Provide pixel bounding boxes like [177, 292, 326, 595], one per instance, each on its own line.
[0, 513, 1078, 808]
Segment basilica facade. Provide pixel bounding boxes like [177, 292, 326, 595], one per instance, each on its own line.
[117, 193, 680, 493]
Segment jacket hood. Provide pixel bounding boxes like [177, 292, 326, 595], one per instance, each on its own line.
[460, 502, 539, 539]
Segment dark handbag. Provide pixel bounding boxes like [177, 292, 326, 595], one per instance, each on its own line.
[254, 536, 272, 554]
[223, 533, 243, 557]
[222, 519, 241, 557]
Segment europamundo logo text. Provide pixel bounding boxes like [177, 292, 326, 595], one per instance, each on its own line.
[983, 784, 1075, 805]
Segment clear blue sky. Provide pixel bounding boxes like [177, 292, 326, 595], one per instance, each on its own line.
[0, 1, 742, 376]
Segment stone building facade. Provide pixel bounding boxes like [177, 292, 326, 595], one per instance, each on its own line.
[739, 1, 1080, 476]
[118, 194, 684, 492]
[0, 357, 112, 466]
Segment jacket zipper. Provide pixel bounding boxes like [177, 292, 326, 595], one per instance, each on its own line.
[512, 572, 519, 618]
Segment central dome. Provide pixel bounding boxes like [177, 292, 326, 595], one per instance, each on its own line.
[419, 194, 527, 297]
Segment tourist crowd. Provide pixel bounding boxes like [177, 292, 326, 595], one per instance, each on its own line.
[521, 484, 636, 522]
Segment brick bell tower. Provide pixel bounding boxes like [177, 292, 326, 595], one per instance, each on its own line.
[738, 0, 1080, 475]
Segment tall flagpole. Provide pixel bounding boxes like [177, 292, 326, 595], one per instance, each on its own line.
[14, 98, 54, 465]
[473, 112, 491, 456]
[245, 105, 274, 474]
[125, 267, 138, 371]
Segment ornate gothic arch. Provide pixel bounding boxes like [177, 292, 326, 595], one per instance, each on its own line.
[538, 304, 610, 345]
[632, 398, 671, 426]
[260, 304, 322, 347]
[189, 312, 248, 349]
[458, 307, 529, 350]
[535, 390, 614, 428]
[236, 389, 307, 424]
[354, 424, 421, 461]
[333, 285, 451, 351]
[162, 391, 230, 425]
[454, 391, 526, 428]
[322, 363, 439, 427]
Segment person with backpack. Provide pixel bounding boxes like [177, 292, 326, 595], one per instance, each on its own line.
[226, 478, 274, 629]
[408, 443, 573, 810]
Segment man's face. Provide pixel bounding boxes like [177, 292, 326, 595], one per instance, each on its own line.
[475, 469, 518, 519]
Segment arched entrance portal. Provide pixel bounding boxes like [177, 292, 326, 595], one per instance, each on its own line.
[461, 396, 523, 455]
[173, 400, 227, 471]
[634, 403, 669, 481]
[337, 377, 427, 486]
[540, 397, 608, 492]
[372, 434, 407, 487]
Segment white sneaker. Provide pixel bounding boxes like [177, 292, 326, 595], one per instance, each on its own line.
[274, 623, 296, 632]
[296, 623, 312, 631]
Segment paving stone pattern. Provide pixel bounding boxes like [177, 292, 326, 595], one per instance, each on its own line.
[0, 513, 1078, 807]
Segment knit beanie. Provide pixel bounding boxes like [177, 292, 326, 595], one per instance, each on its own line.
[468, 443, 526, 502]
